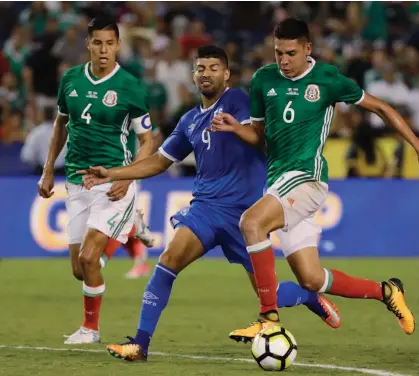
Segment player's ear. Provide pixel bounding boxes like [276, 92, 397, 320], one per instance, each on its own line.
[306, 42, 312, 57]
[86, 38, 90, 51]
[224, 68, 231, 82]
[192, 68, 199, 85]
[115, 39, 121, 52]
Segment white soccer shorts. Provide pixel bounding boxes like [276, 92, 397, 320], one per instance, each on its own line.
[266, 171, 328, 257]
[65, 181, 136, 245]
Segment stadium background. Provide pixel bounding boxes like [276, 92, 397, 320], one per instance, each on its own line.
[0, 1, 418, 258]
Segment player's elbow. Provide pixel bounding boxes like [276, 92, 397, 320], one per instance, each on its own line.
[362, 93, 392, 119]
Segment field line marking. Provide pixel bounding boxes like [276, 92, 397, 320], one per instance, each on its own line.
[0, 344, 408, 376]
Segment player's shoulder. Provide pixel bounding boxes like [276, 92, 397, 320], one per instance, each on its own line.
[118, 65, 144, 87]
[252, 63, 278, 80]
[222, 88, 249, 109]
[118, 65, 138, 81]
[225, 87, 249, 100]
[313, 61, 341, 79]
[180, 105, 200, 126]
[61, 64, 85, 80]
[118, 67, 146, 92]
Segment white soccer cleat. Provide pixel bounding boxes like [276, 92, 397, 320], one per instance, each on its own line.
[64, 327, 100, 344]
[133, 210, 155, 248]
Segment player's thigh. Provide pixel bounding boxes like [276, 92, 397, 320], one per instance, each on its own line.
[217, 207, 254, 273]
[88, 182, 137, 244]
[66, 182, 90, 245]
[267, 171, 328, 231]
[169, 203, 217, 260]
[240, 194, 286, 236]
[159, 226, 205, 272]
[279, 216, 325, 291]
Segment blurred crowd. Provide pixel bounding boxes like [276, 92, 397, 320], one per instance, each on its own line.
[1, 1, 419, 178]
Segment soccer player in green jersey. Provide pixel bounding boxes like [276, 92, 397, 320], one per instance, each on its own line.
[38, 16, 155, 344]
[210, 18, 418, 340]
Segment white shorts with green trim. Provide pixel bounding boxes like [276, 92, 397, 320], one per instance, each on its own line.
[65, 181, 136, 245]
[266, 171, 328, 257]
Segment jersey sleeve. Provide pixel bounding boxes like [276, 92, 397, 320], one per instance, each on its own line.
[229, 89, 251, 125]
[158, 117, 193, 162]
[130, 81, 152, 134]
[250, 71, 265, 121]
[333, 72, 365, 105]
[57, 73, 69, 116]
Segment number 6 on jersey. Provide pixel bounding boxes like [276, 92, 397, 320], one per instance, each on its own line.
[283, 101, 295, 124]
[81, 103, 92, 124]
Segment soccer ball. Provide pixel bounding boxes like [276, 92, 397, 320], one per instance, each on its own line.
[251, 326, 297, 372]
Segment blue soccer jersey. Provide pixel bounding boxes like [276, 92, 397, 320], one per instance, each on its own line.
[159, 88, 266, 209]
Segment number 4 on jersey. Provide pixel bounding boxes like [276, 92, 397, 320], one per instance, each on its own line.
[81, 103, 92, 124]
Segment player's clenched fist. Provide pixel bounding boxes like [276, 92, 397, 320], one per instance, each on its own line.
[209, 112, 239, 133]
[38, 171, 55, 198]
[77, 166, 110, 189]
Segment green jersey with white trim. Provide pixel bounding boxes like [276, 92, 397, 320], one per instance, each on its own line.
[57, 63, 151, 184]
[250, 58, 364, 186]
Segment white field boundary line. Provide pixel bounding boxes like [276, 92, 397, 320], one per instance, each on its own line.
[0, 344, 408, 376]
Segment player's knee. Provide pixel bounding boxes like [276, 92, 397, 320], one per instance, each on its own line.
[78, 251, 99, 270]
[298, 274, 324, 292]
[72, 269, 84, 281]
[239, 211, 259, 236]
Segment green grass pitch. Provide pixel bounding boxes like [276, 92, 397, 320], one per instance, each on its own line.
[0, 258, 418, 375]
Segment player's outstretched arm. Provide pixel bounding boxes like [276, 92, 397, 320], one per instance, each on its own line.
[78, 151, 173, 189]
[210, 113, 265, 148]
[38, 113, 68, 198]
[359, 93, 419, 158]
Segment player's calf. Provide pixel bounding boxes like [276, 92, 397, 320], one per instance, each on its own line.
[69, 243, 84, 281]
[66, 229, 108, 342]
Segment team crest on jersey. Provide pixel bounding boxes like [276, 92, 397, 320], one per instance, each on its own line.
[102, 90, 118, 107]
[304, 84, 320, 102]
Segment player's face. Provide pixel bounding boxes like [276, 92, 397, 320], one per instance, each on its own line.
[274, 38, 312, 78]
[193, 58, 230, 99]
[87, 30, 120, 70]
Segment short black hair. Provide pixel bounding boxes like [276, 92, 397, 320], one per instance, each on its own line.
[196, 45, 228, 68]
[274, 18, 310, 42]
[88, 16, 119, 39]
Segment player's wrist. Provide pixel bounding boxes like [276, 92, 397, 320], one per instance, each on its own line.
[43, 164, 54, 175]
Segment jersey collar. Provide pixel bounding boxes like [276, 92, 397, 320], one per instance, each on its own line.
[84, 62, 120, 85]
[280, 57, 316, 81]
[200, 87, 230, 113]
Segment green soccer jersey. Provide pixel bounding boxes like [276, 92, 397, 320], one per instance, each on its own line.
[57, 62, 151, 184]
[127, 129, 138, 158]
[251, 57, 364, 186]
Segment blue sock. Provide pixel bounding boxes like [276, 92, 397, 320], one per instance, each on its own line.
[277, 281, 327, 318]
[135, 263, 177, 352]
